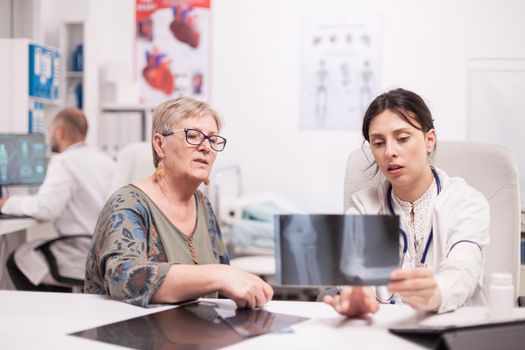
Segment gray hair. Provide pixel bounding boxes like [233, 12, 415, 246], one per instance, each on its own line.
[151, 97, 223, 167]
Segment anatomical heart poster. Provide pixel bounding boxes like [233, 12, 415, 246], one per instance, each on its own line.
[136, 0, 210, 104]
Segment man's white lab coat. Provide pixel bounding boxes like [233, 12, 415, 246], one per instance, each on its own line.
[2, 143, 116, 285]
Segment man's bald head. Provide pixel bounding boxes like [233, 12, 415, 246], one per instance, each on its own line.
[53, 108, 88, 140]
[49, 108, 89, 152]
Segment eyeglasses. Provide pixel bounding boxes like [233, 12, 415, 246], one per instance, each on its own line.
[162, 128, 227, 152]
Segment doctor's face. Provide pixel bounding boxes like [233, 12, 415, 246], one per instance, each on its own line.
[368, 109, 435, 188]
[162, 114, 219, 184]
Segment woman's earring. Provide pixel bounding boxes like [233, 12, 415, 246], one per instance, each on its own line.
[203, 178, 210, 186]
[155, 161, 165, 180]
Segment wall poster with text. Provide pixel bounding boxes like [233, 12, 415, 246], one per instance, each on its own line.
[136, 0, 210, 105]
[300, 17, 381, 130]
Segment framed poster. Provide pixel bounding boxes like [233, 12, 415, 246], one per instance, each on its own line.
[135, 0, 210, 104]
[300, 17, 381, 130]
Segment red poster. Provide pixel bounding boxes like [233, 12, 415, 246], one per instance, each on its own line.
[135, 0, 210, 104]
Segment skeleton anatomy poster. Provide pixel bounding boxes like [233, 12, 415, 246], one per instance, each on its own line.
[135, 0, 210, 105]
[300, 17, 381, 130]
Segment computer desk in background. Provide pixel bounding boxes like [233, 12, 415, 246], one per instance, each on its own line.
[1, 291, 525, 350]
[0, 218, 39, 289]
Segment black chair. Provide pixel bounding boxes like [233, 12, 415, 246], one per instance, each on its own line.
[6, 234, 90, 292]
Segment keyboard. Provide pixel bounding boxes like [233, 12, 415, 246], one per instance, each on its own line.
[0, 213, 31, 220]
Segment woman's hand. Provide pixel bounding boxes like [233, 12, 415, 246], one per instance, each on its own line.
[388, 268, 441, 311]
[217, 265, 274, 309]
[323, 286, 379, 317]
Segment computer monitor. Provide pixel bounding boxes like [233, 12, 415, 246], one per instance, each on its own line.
[0, 133, 48, 187]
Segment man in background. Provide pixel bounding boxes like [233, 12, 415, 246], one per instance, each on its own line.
[0, 108, 115, 291]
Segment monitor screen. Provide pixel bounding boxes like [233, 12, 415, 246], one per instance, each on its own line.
[0, 133, 48, 186]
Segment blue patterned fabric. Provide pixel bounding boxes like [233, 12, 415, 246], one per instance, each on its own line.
[84, 185, 229, 307]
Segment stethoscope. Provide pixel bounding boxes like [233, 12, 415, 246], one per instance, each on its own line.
[386, 167, 441, 268]
[376, 167, 441, 304]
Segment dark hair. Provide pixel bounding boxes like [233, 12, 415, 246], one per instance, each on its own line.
[362, 88, 434, 142]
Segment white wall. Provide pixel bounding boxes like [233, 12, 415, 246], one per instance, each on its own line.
[36, 0, 525, 213]
[38, 0, 134, 146]
[0, 0, 11, 38]
[0, 0, 46, 40]
[212, 0, 525, 213]
[83, 0, 135, 147]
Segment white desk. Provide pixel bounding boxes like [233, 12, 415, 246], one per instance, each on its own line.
[0, 217, 38, 237]
[230, 256, 275, 277]
[1, 291, 524, 349]
[0, 218, 39, 289]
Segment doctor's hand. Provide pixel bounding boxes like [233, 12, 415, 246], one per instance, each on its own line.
[324, 286, 379, 317]
[388, 268, 441, 311]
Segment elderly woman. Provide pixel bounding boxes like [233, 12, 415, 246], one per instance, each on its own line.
[85, 97, 273, 308]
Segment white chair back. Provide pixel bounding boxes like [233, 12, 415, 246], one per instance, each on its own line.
[111, 142, 155, 192]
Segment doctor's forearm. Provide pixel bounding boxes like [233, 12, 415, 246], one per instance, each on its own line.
[2, 195, 63, 220]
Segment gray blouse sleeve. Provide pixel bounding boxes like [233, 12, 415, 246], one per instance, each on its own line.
[85, 189, 171, 307]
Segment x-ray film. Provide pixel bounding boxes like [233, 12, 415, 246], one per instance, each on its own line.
[275, 214, 399, 286]
[72, 301, 308, 349]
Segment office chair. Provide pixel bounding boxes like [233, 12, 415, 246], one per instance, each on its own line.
[343, 141, 521, 301]
[6, 234, 91, 292]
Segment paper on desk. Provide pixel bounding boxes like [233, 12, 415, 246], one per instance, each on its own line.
[418, 307, 490, 328]
[418, 307, 525, 328]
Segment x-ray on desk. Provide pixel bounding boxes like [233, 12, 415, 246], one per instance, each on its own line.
[3, 291, 525, 349]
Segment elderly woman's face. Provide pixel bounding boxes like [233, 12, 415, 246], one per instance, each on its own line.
[163, 114, 219, 183]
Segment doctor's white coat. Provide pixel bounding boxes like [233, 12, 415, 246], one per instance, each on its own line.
[347, 168, 490, 313]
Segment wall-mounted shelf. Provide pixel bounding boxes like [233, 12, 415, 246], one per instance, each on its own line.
[65, 71, 83, 79]
[99, 104, 155, 159]
[29, 96, 63, 107]
[100, 103, 155, 112]
[60, 22, 84, 110]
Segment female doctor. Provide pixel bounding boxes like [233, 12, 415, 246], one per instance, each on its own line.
[325, 88, 490, 315]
